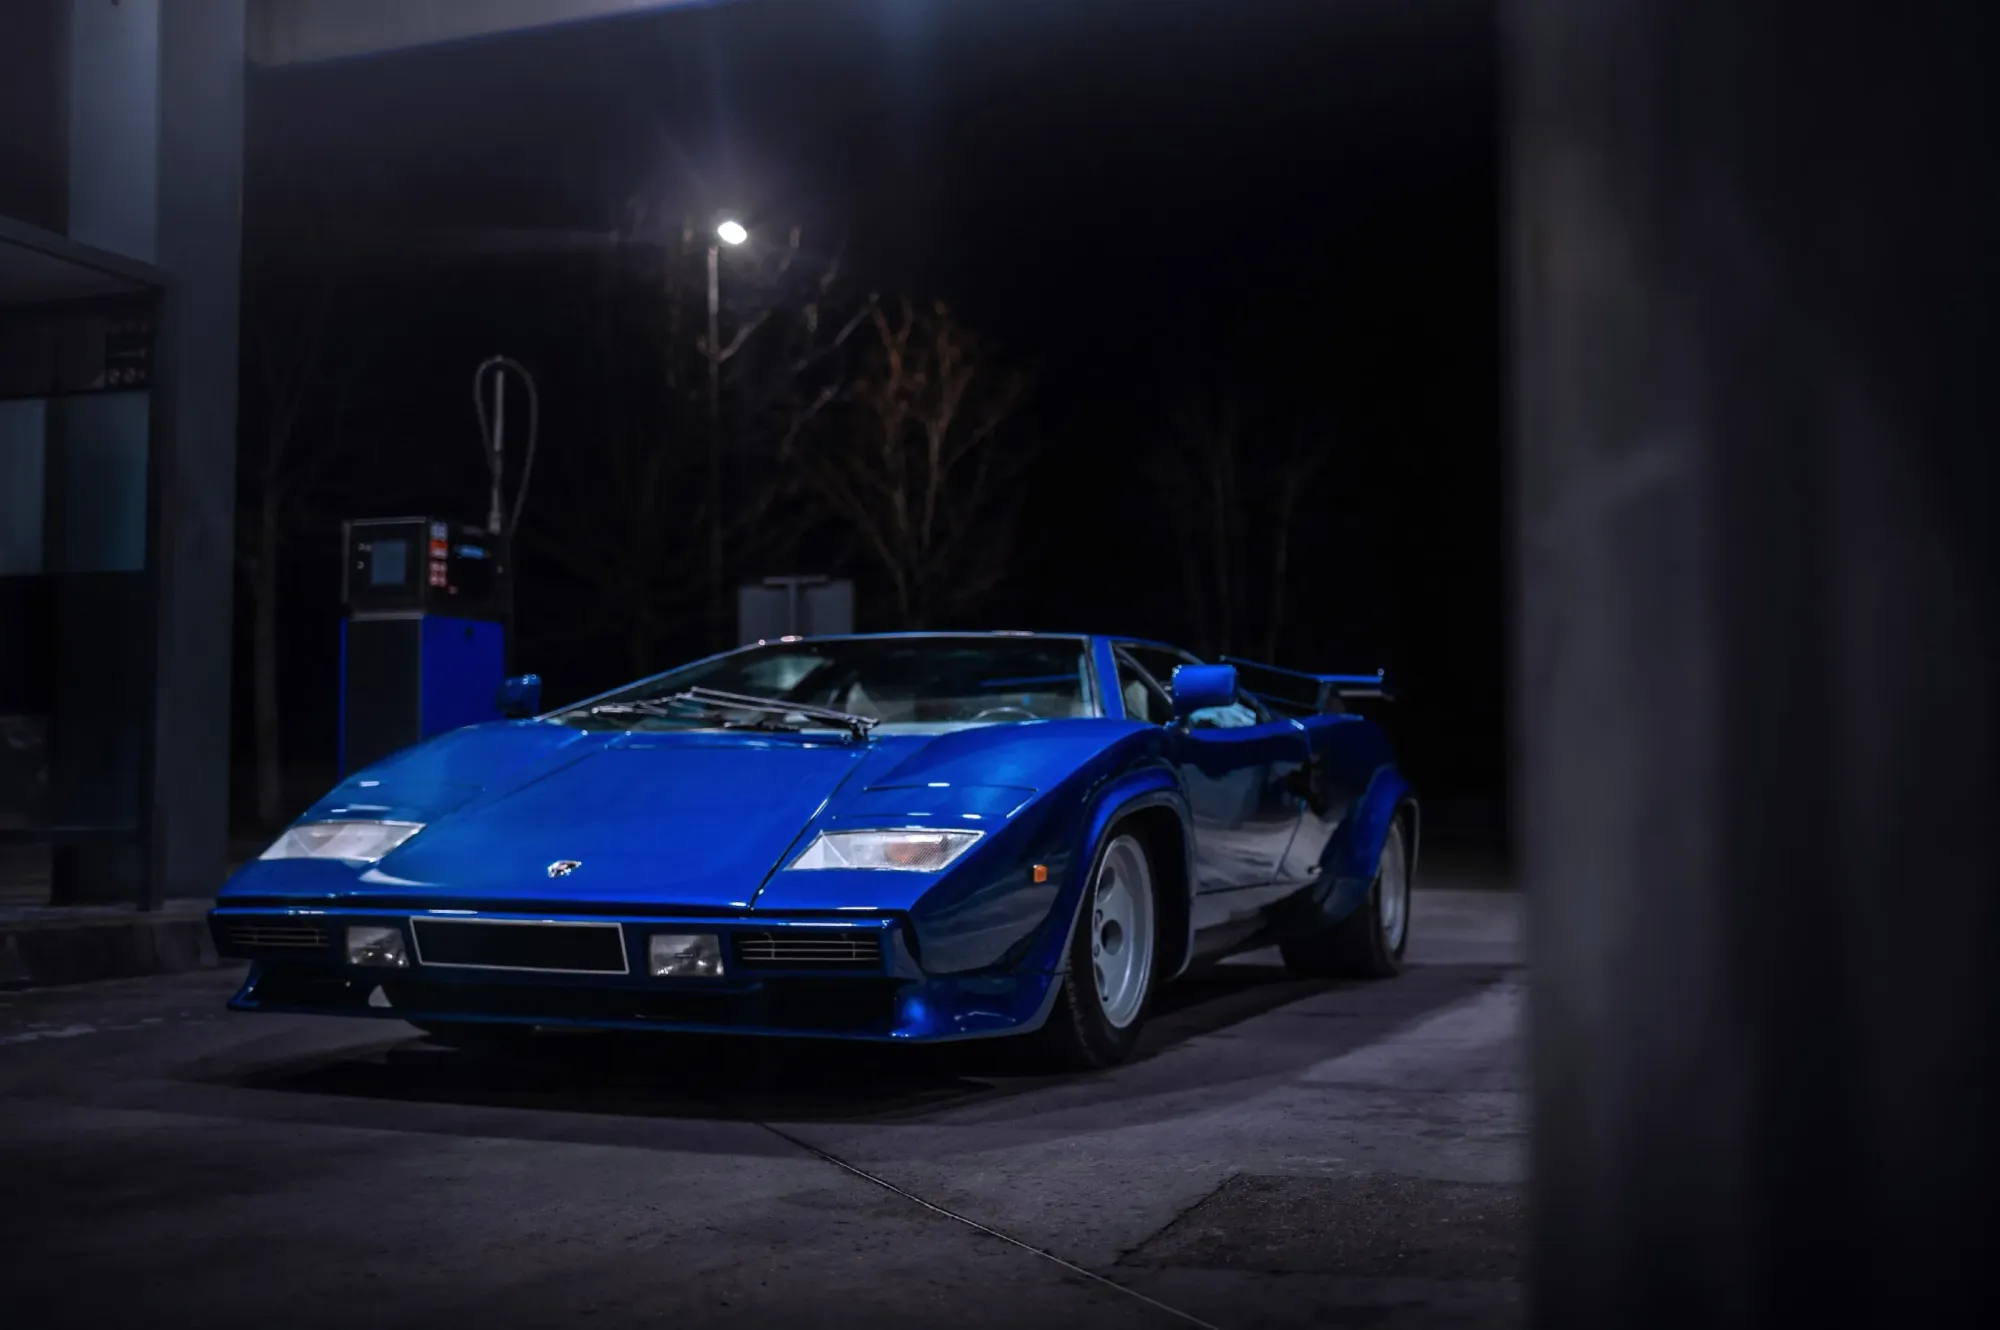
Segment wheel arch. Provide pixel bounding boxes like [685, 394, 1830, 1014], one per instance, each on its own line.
[1060, 776, 1194, 985]
[1300, 766, 1417, 930]
[1113, 802, 1194, 983]
[1397, 793, 1422, 889]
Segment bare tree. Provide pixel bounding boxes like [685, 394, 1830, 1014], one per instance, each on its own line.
[1262, 426, 1325, 661]
[798, 297, 1031, 629]
[238, 242, 353, 826]
[516, 212, 864, 678]
[1159, 400, 1242, 657]
[1157, 399, 1329, 661]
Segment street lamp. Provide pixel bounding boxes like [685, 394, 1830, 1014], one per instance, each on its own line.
[706, 219, 747, 647]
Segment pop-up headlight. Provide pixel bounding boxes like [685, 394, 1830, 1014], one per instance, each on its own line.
[260, 821, 423, 864]
[787, 829, 982, 872]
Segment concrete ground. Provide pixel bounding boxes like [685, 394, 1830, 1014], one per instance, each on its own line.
[0, 881, 1524, 1330]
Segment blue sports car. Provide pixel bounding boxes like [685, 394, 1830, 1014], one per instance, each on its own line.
[211, 633, 1416, 1069]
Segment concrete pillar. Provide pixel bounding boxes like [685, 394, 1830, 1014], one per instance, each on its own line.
[148, 0, 245, 900]
[1512, 2, 1997, 1325]
[67, 0, 160, 262]
[61, 0, 243, 902]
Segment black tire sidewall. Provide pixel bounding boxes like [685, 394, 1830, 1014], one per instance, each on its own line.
[1052, 828, 1160, 1067]
[1382, 816, 1412, 964]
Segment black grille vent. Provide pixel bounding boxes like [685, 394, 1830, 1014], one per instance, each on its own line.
[224, 921, 330, 950]
[411, 919, 628, 974]
[733, 931, 883, 970]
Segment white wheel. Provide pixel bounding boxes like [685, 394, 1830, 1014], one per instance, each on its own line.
[1278, 808, 1413, 979]
[1378, 819, 1411, 953]
[1091, 834, 1156, 1030]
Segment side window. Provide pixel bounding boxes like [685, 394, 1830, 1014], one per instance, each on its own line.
[1188, 697, 1264, 730]
[1114, 652, 1175, 725]
[1124, 644, 1272, 729]
[1126, 646, 1201, 688]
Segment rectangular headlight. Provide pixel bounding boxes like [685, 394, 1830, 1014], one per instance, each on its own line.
[649, 932, 723, 978]
[262, 821, 423, 864]
[787, 829, 982, 872]
[346, 925, 409, 968]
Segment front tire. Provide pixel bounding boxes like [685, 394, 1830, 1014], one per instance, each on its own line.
[1027, 830, 1160, 1071]
[1280, 812, 1412, 979]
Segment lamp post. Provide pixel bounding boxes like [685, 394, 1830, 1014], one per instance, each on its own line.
[708, 217, 747, 649]
[473, 355, 538, 670]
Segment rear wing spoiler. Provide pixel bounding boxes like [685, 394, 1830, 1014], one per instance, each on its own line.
[1220, 656, 1395, 715]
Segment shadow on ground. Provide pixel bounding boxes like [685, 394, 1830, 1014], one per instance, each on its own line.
[209, 960, 1510, 1128]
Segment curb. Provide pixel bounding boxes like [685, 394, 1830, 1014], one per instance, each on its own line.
[0, 904, 220, 991]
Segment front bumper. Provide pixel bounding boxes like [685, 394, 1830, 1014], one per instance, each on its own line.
[210, 905, 1057, 1042]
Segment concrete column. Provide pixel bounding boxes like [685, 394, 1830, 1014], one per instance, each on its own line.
[1512, 2, 1997, 1325]
[147, 0, 245, 900]
[62, 0, 243, 902]
[66, 0, 159, 262]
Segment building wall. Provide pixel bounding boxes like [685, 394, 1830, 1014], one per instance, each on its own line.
[0, 0, 244, 902]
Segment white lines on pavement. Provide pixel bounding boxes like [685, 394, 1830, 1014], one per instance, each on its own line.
[0, 1016, 170, 1046]
[0, 1023, 99, 1046]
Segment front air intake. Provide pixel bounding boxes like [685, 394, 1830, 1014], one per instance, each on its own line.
[732, 931, 883, 970]
[223, 921, 330, 950]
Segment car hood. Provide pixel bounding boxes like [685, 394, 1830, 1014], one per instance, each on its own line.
[228, 717, 1151, 910]
[358, 735, 870, 907]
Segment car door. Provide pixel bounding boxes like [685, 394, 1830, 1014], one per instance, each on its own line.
[1116, 645, 1309, 917]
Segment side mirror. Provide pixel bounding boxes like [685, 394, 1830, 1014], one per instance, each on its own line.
[497, 673, 542, 719]
[1170, 663, 1238, 719]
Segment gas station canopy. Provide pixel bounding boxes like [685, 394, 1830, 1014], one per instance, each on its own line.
[250, 0, 714, 67]
[0, 216, 155, 308]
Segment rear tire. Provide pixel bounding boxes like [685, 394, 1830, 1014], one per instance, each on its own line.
[1025, 830, 1160, 1071]
[1280, 813, 1412, 979]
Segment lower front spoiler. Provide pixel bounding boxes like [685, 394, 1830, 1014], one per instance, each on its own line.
[229, 964, 1062, 1044]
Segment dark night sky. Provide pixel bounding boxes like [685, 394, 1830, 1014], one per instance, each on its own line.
[241, 0, 1505, 837]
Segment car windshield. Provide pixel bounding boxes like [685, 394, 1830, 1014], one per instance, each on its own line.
[554, 636, 1097, 734]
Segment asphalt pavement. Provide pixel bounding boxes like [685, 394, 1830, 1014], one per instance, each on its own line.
[0, 881, 1524, 1330]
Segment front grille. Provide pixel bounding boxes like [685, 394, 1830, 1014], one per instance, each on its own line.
[411, 919, 628, 974]
[733, 930, 883, 970]
[223, 921, 329, 950]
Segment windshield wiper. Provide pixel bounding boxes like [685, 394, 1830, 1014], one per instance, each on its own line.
[587, 687, 876, 742]
[674, 687, 878, 741]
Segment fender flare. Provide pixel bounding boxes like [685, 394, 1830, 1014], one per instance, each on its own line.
[1310, 765, 1418, 927]
[1014, 767, 1193, 1031]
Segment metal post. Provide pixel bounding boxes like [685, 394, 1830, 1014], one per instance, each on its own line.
[707, 241, 723, 651]
[488, 365, 506, 536]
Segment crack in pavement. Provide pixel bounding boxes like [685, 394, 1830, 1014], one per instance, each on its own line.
[1110, 1171, 1238, 1268]
[758, 1120, 1223, 1330]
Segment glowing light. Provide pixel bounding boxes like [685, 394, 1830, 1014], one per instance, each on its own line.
[715, 219, 748, 246]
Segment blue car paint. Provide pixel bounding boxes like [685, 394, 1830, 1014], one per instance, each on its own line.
[363, 735, 870, 909]
[214, 632, 1414, 1045]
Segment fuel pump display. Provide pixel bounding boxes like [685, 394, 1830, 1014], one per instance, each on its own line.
[338, 517, 509, 774]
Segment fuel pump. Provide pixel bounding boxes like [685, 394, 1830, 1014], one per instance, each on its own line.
[335, 357, 538, 774]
